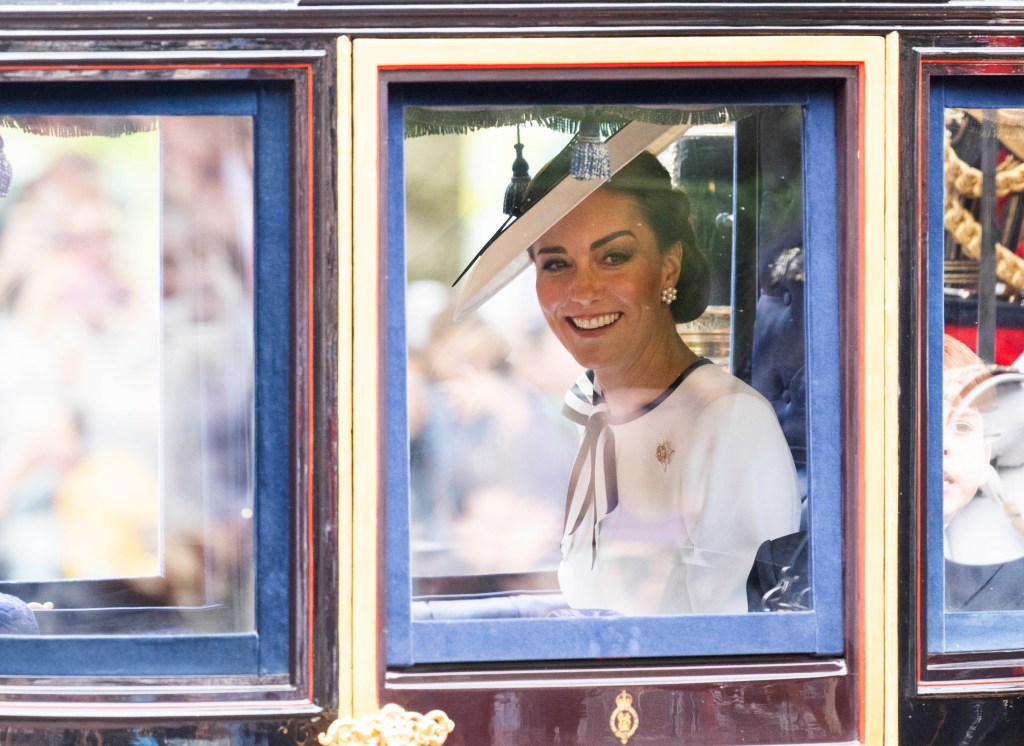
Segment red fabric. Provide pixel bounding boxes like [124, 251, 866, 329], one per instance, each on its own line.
[945, 324, 1024, 366]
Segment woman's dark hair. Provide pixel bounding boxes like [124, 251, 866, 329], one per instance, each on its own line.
[604, 151, 710, 323]
[522, 146, 710, 323]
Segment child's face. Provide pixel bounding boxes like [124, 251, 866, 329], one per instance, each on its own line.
[943, 401, 991, 523]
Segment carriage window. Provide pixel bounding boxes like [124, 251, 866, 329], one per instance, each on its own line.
[386, 82, 845, 664]
[0, 115, 255, 638]
[0, 80, 295, 679]
[930, 93, 1024, 656]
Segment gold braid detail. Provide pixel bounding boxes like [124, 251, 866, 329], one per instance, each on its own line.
[318, 704, 454, 746]
[944, 128, 1024, 292]
[1004, 497, 1024, 538]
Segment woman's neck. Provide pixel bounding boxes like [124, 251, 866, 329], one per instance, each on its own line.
[595, 331, 698, 417]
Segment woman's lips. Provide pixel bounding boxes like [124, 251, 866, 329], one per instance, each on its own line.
[569, 312, 622, 330]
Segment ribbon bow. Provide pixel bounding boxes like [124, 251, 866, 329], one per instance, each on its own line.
[559, 359, 711, 566]
[564, 409, 620, 534]
[562, 377, 620, 566]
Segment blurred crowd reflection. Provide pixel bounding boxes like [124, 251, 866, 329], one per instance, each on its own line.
[0, 117, 255, 633]
[0, 147, 160, 584]
[407, 280, 580, 585]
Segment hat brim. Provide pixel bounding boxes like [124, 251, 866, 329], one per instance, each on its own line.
[452, 119, 693, 321]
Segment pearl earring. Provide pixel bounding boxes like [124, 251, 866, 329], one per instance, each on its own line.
[661, 286, 678, 304]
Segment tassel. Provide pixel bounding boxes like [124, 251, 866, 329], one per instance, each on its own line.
[1005, 498, 1024, 537]
[503, 127, 531, 216]
[570, 109, 610, 181]
[0, 134, 12, 199]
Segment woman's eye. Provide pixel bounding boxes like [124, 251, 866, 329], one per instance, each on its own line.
[540, 258, 569, 272]
[602, 250, 631, 265]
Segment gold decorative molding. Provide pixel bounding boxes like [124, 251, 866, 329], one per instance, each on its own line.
[318, 703, 454, 746]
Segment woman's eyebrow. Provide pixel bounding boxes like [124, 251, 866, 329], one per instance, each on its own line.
[591, 230, 635, 250]
[532, 230, 636, 258]
[533, 245, 567, 256]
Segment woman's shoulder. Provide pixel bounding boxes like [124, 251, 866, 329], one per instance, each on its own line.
[674, 362, 777, 416]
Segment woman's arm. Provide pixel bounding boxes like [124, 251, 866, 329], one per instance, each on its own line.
[666, 390, 801, 614]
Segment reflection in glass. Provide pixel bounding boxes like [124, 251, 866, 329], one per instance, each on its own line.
[404, 105, 808, 617]
[0, 116, 255, 635]
[942, 343, 1024, 610]
[942, 108, 1024, 613]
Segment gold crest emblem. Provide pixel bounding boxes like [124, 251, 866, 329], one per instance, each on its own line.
[609, 690, 639, 745]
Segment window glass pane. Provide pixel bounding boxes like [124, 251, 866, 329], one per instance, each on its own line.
[400, 101, 824, 638]
[939, 107, 1024, 650]
[404, 116, 780, 604]
[0, 115, 255, 636]
[405, 124, 578, 590]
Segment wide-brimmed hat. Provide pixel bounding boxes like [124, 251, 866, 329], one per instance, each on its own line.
[451, 119, 694, 321]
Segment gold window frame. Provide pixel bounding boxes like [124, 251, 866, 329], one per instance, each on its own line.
[340, 34, 895, 745]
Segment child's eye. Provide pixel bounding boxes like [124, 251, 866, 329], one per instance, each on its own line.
[953, 419, 976, 435]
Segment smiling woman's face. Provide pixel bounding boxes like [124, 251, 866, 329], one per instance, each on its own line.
[530, 188, 680, 376]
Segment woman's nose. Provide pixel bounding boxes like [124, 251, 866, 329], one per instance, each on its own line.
[570, 263, 603, 302]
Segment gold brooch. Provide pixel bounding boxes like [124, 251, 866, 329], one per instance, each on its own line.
[610, 690, 639, 745]
[655, 440, 674, 470]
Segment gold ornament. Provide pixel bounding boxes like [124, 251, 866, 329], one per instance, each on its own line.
[655, 440, 674, 470]
[609, 690, 640, 745]
[318, 703, 454, 746]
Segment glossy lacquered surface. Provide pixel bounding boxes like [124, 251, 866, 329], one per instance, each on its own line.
[0, 3, 1021, 35]
[386, 666, 857, 745]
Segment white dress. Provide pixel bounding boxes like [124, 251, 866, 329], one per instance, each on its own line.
[558, 360, 801, 615]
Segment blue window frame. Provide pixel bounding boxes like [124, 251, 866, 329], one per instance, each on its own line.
[0, 79, 292, 678]
[385, 77, 845, 666]
[928, 77, 1024, 655]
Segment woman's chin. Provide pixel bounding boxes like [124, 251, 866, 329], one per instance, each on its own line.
[560, 335, 618, 372]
